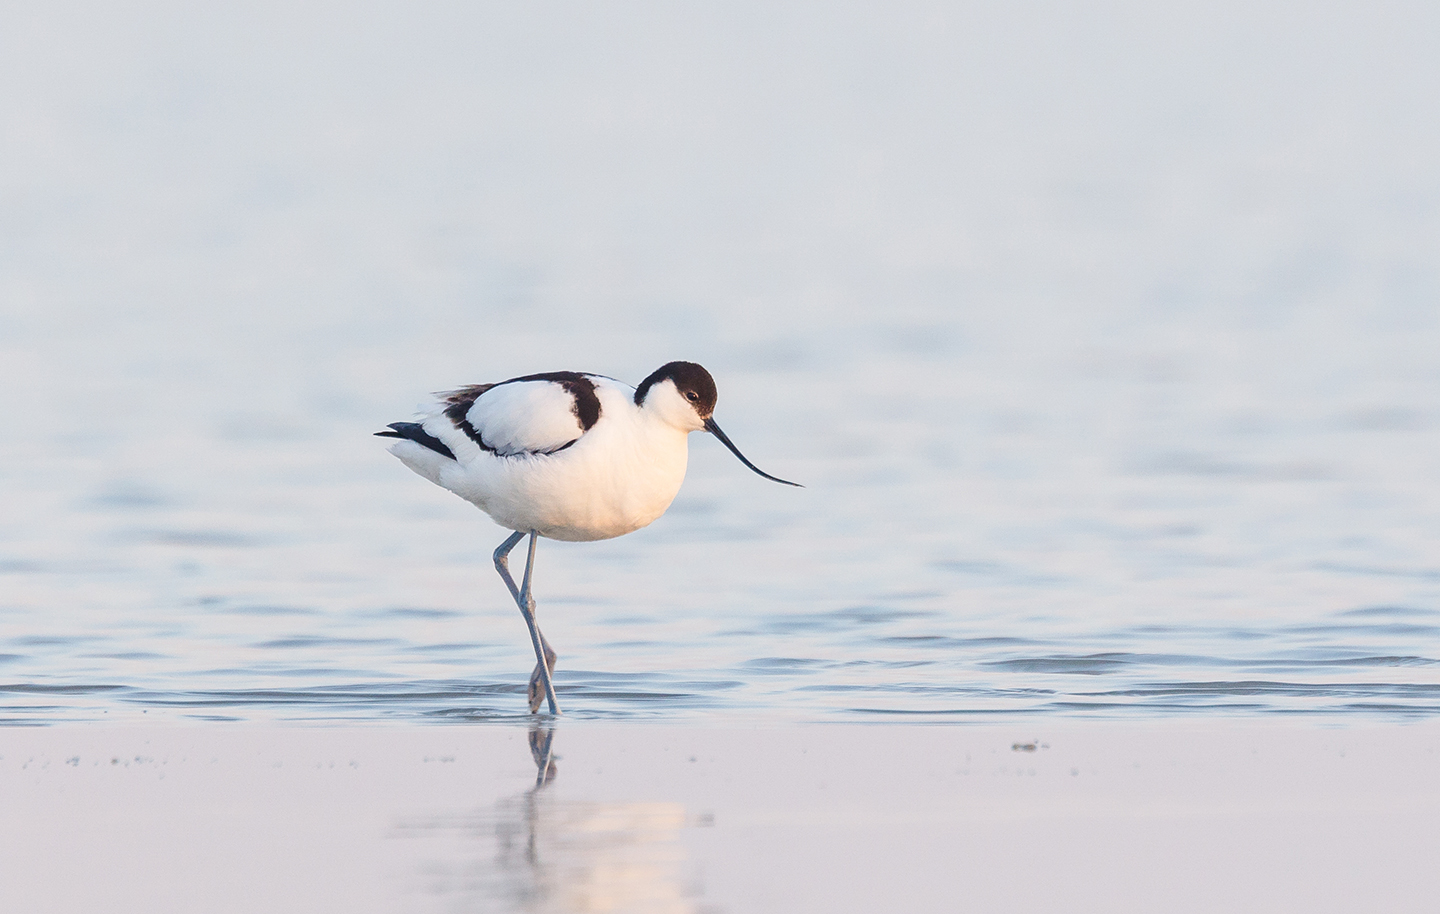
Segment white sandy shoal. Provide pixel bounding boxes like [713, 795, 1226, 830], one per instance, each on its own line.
[2, 720, 1437, 914]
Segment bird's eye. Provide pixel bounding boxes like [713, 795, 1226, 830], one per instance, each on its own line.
[685, 391, 699, 402]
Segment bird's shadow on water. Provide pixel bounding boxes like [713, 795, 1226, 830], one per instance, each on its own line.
[388, 724, 708, 912]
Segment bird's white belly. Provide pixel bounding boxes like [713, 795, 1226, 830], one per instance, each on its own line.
[439, 425, 690, 542]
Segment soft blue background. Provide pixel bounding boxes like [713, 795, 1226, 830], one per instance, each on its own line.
[3, 1, 1438, 720]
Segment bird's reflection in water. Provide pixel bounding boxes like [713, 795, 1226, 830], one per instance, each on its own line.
[394, 725, 705, 913]
[529, 725, 558, 788]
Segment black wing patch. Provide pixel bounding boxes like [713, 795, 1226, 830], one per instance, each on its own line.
[497, 371, 602, 430]
[442, 383, 496, 452]
[374, 422, 456, 460]
[437, 374, 601, 455]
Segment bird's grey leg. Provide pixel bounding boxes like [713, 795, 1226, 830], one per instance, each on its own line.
[493, 530, 528, 604]
[493, 530, 560, 715]
[533, 629, 558, 709]
[519, 531, 559, 714]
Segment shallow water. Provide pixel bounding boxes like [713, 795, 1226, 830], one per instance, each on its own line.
[3, 1, 1440, 723]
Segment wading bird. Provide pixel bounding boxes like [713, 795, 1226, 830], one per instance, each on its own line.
[377, 361, 799, 714]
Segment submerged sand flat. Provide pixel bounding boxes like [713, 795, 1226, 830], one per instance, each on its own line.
[3, 721, 1437, 913]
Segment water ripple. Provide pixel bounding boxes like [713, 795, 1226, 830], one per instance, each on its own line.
[3, 597, 1438, 723]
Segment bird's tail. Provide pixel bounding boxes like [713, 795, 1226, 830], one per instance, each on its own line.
[375, 422, 456, 460]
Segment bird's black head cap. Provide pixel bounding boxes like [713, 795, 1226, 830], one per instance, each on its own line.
[634, 361, 717, 416]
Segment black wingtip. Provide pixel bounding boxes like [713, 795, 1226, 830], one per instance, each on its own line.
[376, 422, 456, 460]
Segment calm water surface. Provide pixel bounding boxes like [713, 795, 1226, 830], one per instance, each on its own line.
[2, 2, 1439, 724]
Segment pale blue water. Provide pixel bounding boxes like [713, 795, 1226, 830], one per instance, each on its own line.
[3, 1, 1440, 723]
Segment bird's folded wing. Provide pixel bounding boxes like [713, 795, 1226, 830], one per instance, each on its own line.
[449, 380, 587, 456]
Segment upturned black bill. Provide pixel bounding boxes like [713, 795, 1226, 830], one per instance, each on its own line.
[703, 418, 802, 487]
